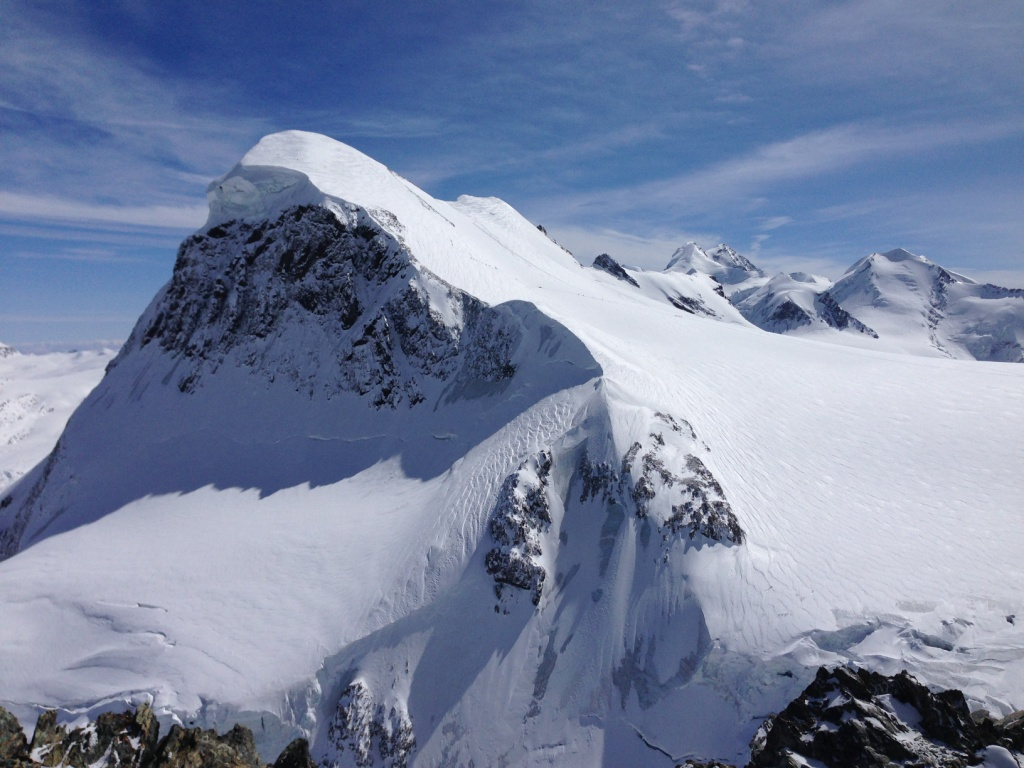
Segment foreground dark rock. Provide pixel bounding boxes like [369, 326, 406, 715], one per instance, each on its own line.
[0, 705, 30, 765]
[4, 665, 1022, 767]
[0, 705, 312, 768]
[679, 666, 1024, 768]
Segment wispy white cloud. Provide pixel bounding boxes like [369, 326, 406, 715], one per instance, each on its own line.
[10, 339, 125, 354]
[757, 215, 792, 231]
[779, 0, 1024, 93]
[0, 191, 206, 230]
[0, 5, 263, 214]
[535, 118, 1024, 222]
[0, 313, 138, 324]
[12, 247, 150, 265]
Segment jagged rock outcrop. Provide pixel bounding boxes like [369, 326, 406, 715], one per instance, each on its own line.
[0, 706, 30, 765]
[592, 254, 640, 287]
[324, 682, 415, 768]
[578, 413, 743, 550]
[815, 290, 878, 336]
[485, 412, 743, 612]
[676, 667, 1024, 767]
[270, 738, 315, 768]
[747, 666, 1024, 767]
[485, 450, 554, 607]
[0, 705, 317, 768]
[150, 723, 263, 768]
[27, 705, 159, 768]
[132, 204, 519, 408]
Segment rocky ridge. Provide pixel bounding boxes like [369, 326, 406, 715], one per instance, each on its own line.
[681, 666, 1024, 768]
[0, 704, 314, 768]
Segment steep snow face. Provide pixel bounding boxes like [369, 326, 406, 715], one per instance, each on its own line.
[830, 249, 1024, 361]
[0, 132, 1022, 767]
[0, 346, 112, 493]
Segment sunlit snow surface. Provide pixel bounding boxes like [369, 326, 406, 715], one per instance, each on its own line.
[1, 132, 1022, 766]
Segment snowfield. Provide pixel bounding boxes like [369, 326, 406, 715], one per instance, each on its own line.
[0, 345, 113, 493]
[0, 132, 1021, 767]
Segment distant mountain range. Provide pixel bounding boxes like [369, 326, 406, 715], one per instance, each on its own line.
[597, 243, 1024, 362]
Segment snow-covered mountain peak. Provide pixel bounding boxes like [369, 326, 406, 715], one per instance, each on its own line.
[879, 247, 926, 264]
[664, 241, 765, 287]
[664, 241, 707, 272]
[206, 130, 404, 232]
[706, 243, 760, 273]
[828, 247, 1024, 360]
[0, 342, 17, 358]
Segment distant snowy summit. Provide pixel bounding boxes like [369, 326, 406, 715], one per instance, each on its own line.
[592, 243, 1024, 362]
[665, 242, 765, 286]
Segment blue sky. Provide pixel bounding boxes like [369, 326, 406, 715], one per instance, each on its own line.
[2, 0, 1022, 348]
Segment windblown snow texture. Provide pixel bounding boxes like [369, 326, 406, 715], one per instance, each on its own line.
[0, 132, 1021, 768]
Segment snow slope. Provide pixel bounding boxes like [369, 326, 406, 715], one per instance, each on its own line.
[1, 132, 1022, 767]
[0, 345, 112, 493]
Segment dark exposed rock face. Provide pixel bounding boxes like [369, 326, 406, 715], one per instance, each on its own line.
[676, 667, 1024, 767]
[0, 706, 30, 764]
[765, 299, 812, 331]
[271, 738, 315, 768]
[0, 704, 301, 768]
[127, 204, 520, 409]
[486, 451, 554, 607]
[578, 414, 743, 549]
[816, 291, 878, 337]
[324, 682, 415, 768]
[150, 723, 263, 768]
[733, 666, 1023, 768]
[592, 253, 640, 287]
[27, 705, 159, 768]
[667, 293, 718, 318]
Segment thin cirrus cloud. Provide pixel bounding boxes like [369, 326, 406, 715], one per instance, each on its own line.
[0, 7, 262, 209]
[0, 192, 207, 231]
[538, 118, 1024, 222]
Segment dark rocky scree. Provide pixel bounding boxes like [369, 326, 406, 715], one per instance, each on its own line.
[126, 204, 520, 408]
[680, 666, 1024, 768]
[592, 253, 640, 287]
[485, 451, 554, 608]
[0, 704, 315, 768]
[324, 682, 414, 768]
[816, 291, 878, 337]
[667, 293, 719, 318]
[765, 299, 812, 332]
[579, 413, 744, 550]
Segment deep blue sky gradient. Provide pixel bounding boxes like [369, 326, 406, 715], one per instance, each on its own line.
[2, 1, 1022, 346]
